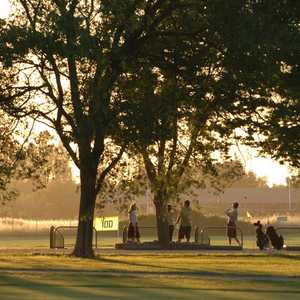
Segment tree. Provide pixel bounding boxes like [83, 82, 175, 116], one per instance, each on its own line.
[116, 67, 252, 244]
[16, 131, 73, 190]
[231, 171, 268, 188]
[0, 110, 23, 204]
[0, 115, 74, 213]
[262, 1, 300, 169]
[0, 0, 215, 256]
[0, 114, 61, 201]
[96, 154, 148, 214]
[114, 1, 300, 244]
[1, 1, 297, 252]
[212, 1, 300, 168]
[6, 135, 77, 220]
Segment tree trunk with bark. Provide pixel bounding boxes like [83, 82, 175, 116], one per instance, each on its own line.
[72, 161, 97, 258]
[154, 193, 170, 247]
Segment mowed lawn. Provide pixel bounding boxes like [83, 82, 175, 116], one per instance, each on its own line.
[0, 253, 299, 299]
[1, 233, 300, 249]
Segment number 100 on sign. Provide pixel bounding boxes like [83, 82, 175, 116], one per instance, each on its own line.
[94, 216, 119, 231]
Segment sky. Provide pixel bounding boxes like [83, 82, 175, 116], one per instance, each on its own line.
[0, 0, 291, 187]
[241, 154, 289, 187]
[0, 0, 11, 19]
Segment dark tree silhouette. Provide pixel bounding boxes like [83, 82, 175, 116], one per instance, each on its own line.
[1, 1, 298, 251]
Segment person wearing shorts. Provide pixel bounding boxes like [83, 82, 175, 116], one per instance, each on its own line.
[225, 202, 241, 246]
[127, 203, 140, 243]
[177, 200, 192, 242]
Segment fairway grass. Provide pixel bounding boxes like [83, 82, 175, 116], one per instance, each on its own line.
[0, 233, 299, 249]
[0, 253, 299, 299]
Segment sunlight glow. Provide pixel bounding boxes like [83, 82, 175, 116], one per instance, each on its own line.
[0, 0, 11, 19]
[245, 157, 289, 187]
[231, 144, 289, 187]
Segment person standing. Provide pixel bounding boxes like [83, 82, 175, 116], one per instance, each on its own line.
[128, 203, 140, 243]
[225, 202, 241, 246]
[166, 204, 177, 242]
[177, 200, 192, 243]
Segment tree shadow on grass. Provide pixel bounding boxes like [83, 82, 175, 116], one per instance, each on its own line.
[0, 264, 299, 282]
[0, 274, 103, 300]
[0, 273, 300, 300]
[95, 256, 300, 281]
[97, 256, 190, 272]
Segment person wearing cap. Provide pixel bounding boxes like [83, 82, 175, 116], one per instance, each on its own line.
[225, 202, 241, 246]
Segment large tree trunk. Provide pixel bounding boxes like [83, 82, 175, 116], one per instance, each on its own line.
[154, 194, 169, 247]
[73, 162, 97, 258]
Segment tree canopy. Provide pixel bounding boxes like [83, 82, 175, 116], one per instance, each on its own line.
[0, 0, 299, 253]
[111, 1, 300, 243]
[2, 0, 233, 256]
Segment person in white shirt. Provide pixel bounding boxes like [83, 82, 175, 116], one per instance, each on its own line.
[225, 202, 241, 246]
[128, 203, 140, 243]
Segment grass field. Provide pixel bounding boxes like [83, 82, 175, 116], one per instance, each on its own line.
[1, 233, 300, 249]
[0, 232, 300, 299]
[0, 234, 259, 249]
[0, 252, 299, 299]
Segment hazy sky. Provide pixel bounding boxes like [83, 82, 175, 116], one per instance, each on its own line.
[0, 0, 290, 186]
[243, 155, 289, 187]
[0, 0, 11, 19]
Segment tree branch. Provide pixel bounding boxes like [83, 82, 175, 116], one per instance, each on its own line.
[95, 145, 126, 193]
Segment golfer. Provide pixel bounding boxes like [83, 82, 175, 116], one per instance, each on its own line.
[225, 202, 241, 246]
